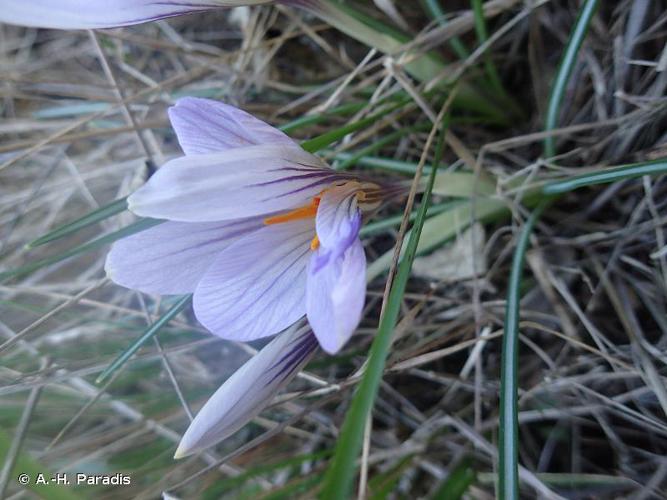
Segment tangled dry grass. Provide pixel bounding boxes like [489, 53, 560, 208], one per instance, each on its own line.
[1, 1, 666, 498]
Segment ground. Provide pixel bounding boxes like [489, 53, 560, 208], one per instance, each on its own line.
[1, 1, 666, 498]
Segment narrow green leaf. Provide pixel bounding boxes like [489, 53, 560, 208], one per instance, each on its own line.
[95, 295, 191, 384]
[279, 102, 365, 134]
[202, 450, 332, 499]
[367, 455, 413, 500]
[26, 196, 128, 248]
[360, 201, 457, 237]
[334, 124, 432, 171]
[497, 158, 666, 499]
[300, 100, 407, 153]
[333, 152, 435, 175]
[334, 152, 497, 198]
[470, 0, 504, 95]
[420, 0, 469, 59]
[260, 473, 323, 500]
[0, 218, 162, 282]
[542, 158, 667, 195]
[432, 457, 476, 500]
[319, 121, 448, 499]
[544, 0, 599, 157]
[498, 200, 549, 500]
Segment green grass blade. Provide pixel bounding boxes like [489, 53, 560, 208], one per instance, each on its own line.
[361, 201, 457, 237]
[498, 200, 549, 500]
[202, 450, 332, 498]
[279, 101, 366, 134]
[542, 158, 667, 195]
[0, 218, 162, 282]
[333, 152, 434, 175]
[470, 0, 504, 95]
[26, 196, 128, 248]
[300, 100, 407, 153]
[333, 152, 496, 198]
[544, 0, 599, 158]
[95, 295, 191, 384]
[259, 473, 323, 500]
[420, 0, 469, 59]
[432, 457, 476, 500]
[497, 157, 665, 498]
[319, 122, 447, 499]
[367, 455, 413, 500]
[334, 124, 432, 171]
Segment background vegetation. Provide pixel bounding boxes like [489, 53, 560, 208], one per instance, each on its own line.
[1, 0, 666, 498]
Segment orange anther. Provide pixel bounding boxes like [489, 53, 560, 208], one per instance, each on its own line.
[310, 235, 320, 251]
[263, 196, 321, 225]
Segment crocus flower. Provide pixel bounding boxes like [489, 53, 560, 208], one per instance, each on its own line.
[106, 96, 389, 353]
[105, 97, 398, 455]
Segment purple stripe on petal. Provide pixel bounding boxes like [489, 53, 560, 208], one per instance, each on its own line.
[193, 218, 315, 341]
[268, 331, 319, 383]
[265, 173, 357, 201]
[223, 244, 310, 327]
[128, 144, 336, 222]
[312, 212, 361, 273]
[175, 325, 318, 458]
[312, 183, 364, 273]
[269, 164, 333, 173]
[249, 170, 336, 189]
[258, 177, 335, 202]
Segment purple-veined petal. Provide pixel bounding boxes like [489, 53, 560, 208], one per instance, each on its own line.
[193, 218, 314, 341]
[316, 182, 360, 247]
[306, 238, 366, 354]
[104, 217, 264, 295]
[0, 1, 272, 29]
[313, 182, 362, 271]
[168, 97, 294, 155]
[175, 325, 318, 458]
[127, 144, 347, 222]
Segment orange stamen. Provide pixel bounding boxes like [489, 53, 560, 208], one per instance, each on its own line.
[263, 196, 321, 225]
[310, 235, 320, 250]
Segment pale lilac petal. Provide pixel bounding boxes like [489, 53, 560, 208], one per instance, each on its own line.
[104, 217, 264, 295]
[0, 1, 273, 29]
[193, 219, 314, 341]
[168, 98, 294, 155]
[175, 326, 318, 458]
[316, 182, 361, 247]
[313, 183, 362, 272]
[306, 238, 366, 354]
[127, 144, 347, 222]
